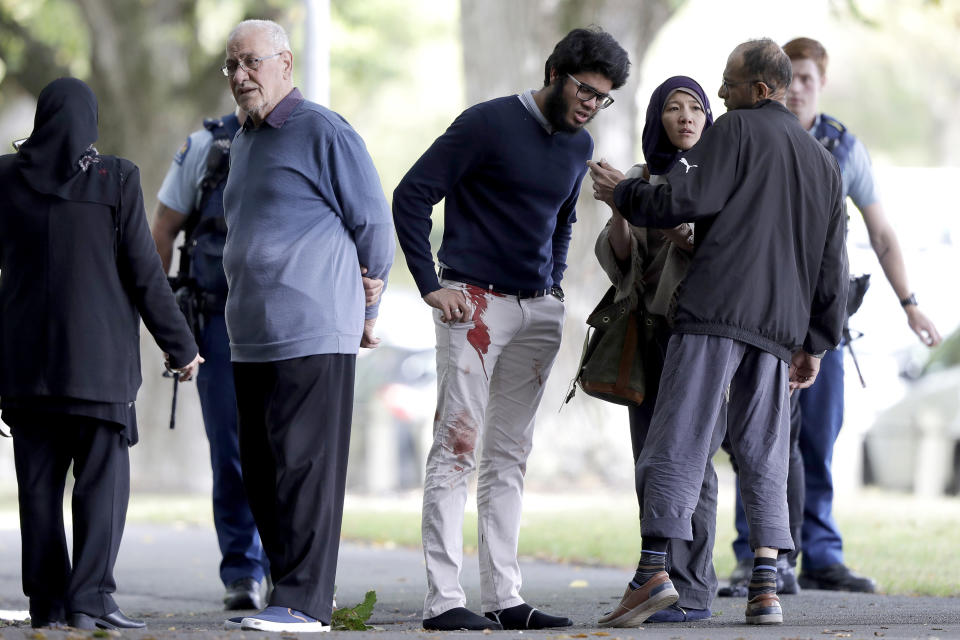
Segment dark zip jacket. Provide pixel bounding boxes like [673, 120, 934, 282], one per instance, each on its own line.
[613, 99, 848, 362]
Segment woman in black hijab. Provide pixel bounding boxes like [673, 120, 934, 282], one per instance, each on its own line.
[593, 76, 717, 626]
[0, 78, 200, 630]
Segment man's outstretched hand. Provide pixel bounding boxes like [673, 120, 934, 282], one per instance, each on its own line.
[587, 159, 626, 208]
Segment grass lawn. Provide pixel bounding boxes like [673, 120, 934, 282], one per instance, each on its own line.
[1, 487, 956, 597]
[338, 489, 960, 598]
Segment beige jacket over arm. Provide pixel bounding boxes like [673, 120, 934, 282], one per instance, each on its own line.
[594, 166, 693, 324]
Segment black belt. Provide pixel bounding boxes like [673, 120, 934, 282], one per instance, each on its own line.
[438, 267, 550, 299]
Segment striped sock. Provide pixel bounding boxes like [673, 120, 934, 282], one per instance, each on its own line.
[748, 557, 778, 600]
[630, 549, 667, 588]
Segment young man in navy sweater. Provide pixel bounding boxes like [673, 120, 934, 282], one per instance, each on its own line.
[393, 27, 629, 631]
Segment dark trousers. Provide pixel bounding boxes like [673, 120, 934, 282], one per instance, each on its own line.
[10, 413, 129, 621]
[730, 392, 805, 564]
[731, 348, 844, 569]
[628, 332, 721, 611]
[797, 347, 845, 569]
[197, 314, 267, 586]
[232, 354, 355, 624]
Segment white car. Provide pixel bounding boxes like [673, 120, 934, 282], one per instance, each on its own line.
[863, 363, 960, 496]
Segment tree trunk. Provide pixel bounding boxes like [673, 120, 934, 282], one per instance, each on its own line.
[74, 0, 245, 203]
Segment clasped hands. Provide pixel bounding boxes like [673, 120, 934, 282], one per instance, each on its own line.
[788, 350, 822, 393]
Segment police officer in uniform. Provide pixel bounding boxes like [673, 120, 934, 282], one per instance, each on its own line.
[153, 109, 269, 610]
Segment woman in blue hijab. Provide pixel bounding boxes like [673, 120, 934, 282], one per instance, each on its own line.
[594, 76, 715, 626]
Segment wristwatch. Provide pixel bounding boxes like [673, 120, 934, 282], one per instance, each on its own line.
[899, 293, 918, 308]
[810, 350, 827, 359]
[550, 285, 565, 302]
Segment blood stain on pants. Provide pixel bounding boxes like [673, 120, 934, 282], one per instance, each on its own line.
[463, 285, 503, 379]
[445, 411, 478, 456]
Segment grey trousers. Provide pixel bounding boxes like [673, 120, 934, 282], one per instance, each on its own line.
[637, 333, 794, 553]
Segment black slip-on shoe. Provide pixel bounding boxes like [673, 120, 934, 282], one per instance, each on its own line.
[798, 563, 876, 592]
[777, 555, 801, 594]
[70, 609, 146, 630]
[224, 576, 263, 610]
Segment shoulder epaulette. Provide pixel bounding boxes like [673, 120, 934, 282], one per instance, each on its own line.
[819, 113, 847, 137]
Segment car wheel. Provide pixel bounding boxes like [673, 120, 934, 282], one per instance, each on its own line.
[948, 440, 960, 496]
[861, 439, 876, 486]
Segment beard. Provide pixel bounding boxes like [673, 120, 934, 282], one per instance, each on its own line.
[543, 79, 585, 134]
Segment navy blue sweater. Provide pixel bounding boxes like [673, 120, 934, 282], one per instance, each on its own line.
[393, 95, 593, 296]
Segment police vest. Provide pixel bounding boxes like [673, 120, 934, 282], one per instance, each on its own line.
[183, 113, 240, 296]
[813, 112, 855, 173]
[815, 113, 872, 325]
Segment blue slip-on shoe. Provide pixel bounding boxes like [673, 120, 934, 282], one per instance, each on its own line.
[646, 603, 712, 623]
[241, 606, 330, 632]
[224, 616, 244, 630]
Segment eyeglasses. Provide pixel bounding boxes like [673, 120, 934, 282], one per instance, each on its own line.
[566, 74, 614, 109]
[721, 77, 761, 91]
[221, 52, 282, 77]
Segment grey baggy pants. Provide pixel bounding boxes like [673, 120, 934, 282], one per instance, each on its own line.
[636, 333, 794, 553]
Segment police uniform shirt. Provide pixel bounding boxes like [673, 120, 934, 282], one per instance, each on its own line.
[808, 114, 878, 211]
[157, 128, 214, 214]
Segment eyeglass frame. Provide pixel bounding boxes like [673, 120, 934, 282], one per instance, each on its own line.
[720, 76, 763, 91]
[565, 74, 614, 109]
[222, 52, 283, 77]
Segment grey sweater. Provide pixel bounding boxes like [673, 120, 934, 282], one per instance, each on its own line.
[223, 89, 394, 362]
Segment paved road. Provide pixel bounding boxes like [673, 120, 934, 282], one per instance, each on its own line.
[1, 523, 957, 639]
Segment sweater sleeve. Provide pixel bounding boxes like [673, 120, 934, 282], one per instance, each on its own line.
[550, 166, 585, 286]
[804, 176, 849, 354]
[327, 128, 396, 319]
[392, 106, 488, 296]
[613, 115, 741, 228]
[116, 162, 197, 368]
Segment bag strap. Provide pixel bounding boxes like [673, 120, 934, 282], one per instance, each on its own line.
[562, 326, 595, 408]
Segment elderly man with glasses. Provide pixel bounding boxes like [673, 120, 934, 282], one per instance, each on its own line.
[589, 38, 848, 627]
[392, 26, 630, 631]
[217, 18, 394, 633]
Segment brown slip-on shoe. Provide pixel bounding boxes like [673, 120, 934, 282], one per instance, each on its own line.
[597, 572, 679, 628]
[745, 592, 783, 625]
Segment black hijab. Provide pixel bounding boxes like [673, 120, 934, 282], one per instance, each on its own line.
[16, 77, 120, 206]
[642, 75, 714, 176]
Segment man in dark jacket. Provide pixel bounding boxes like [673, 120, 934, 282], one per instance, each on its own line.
[589, 39, 848, 627]
[0, 78, 201, 631]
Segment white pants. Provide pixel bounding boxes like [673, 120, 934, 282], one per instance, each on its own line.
[421, 280, 564, 618]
